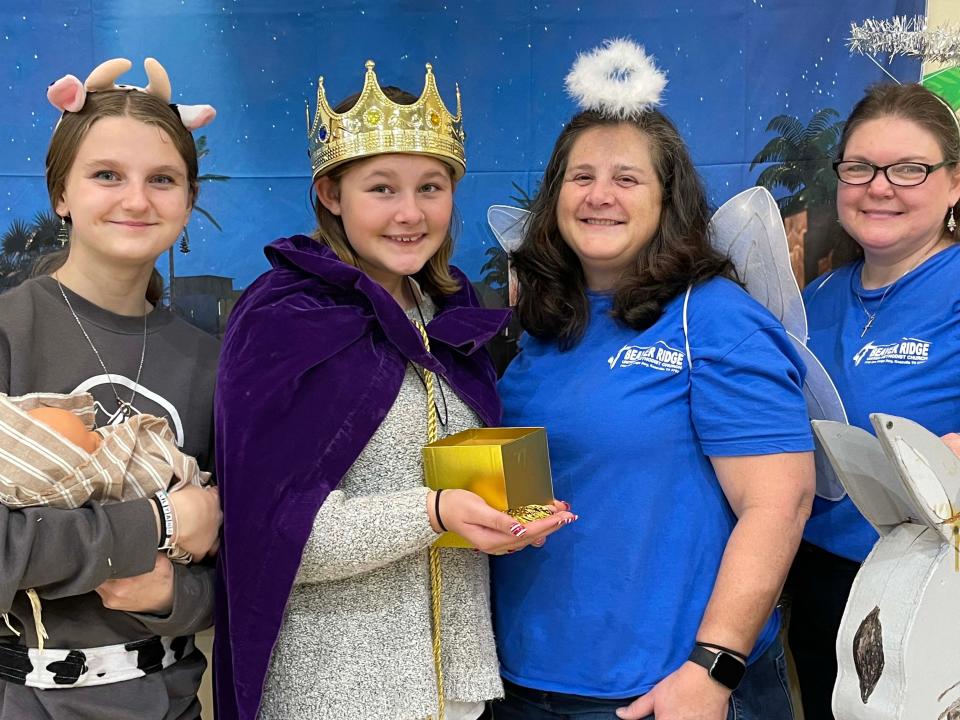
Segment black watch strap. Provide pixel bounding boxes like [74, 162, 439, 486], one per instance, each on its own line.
[688, 645, 746, 691]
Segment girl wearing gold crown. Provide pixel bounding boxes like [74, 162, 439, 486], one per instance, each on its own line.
[489, 40, 814, 720]
[0, 59, 221, 718]
[214, 61, 576, 720]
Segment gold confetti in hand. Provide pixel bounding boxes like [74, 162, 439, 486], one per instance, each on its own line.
[506, 504, 554, 524]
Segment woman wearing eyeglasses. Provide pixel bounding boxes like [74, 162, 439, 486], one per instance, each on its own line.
[789, 83, 960, 720]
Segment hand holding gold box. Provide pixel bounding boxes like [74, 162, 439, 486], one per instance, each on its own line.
[422, 427, 555, 548]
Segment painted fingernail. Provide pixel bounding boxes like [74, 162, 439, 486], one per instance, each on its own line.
[509, 522, 527, 538]
[562, 501, 571, 511]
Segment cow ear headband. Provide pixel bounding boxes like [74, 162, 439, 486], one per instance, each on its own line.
[47, 57, 216, 131]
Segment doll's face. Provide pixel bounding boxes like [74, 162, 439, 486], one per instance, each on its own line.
[28, 407, 101, 454]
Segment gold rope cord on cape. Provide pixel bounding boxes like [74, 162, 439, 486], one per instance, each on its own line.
[412, 318, 446, 720]
[412, 318, 553, 720]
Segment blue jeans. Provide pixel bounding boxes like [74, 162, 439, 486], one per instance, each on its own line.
[489, 638, 793, 720]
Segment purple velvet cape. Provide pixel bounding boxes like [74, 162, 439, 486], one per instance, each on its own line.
[212, 235, 510, 720]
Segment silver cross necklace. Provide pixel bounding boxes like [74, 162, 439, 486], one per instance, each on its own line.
[854, 247, 938, 337]
[854, 281, 895, 337]
[54, 274, 148, 419]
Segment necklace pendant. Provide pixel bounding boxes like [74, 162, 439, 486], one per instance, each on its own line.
[117, 402, 135, 419]
[861, 315, 875, 338]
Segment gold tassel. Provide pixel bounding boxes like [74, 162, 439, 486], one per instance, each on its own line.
[412, 319, 445, 720]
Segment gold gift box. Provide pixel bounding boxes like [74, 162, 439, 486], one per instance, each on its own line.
[422, 427, 554, 548]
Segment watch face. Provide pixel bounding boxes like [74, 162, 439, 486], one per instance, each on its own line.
[711, 653, 746, 690]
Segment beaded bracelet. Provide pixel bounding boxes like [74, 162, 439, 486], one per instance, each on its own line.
[153, 490, 176, 551]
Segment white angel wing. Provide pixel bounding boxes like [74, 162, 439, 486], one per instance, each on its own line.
[789, 333, 849, 500]
[487, 205, 532, 253]
[708, 187, 807, 340]
[710, 186, 847, 499]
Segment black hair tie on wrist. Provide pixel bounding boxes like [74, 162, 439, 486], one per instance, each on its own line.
[435, 489, 448, 532]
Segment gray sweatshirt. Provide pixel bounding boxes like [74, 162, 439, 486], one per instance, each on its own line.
[0, 276, 219, 720]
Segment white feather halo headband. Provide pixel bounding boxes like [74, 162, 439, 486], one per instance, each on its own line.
[564, 38, 667, 119]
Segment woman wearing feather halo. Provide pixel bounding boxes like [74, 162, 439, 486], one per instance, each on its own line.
[489, 40, 815, 720]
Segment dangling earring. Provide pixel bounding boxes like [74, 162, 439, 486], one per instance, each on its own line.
[57, 216, 70, 246]
[179, 227, 190, 254]
[949, 208, 957, 233]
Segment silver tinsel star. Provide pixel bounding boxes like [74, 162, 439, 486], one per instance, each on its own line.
[848, 15, 960, 64]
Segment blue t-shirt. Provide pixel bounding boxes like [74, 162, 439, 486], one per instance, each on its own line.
[492, 278, 813, 698]
[803, 243, 960, 562]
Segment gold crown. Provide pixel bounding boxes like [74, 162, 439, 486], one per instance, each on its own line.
[307, 60, 465, 180]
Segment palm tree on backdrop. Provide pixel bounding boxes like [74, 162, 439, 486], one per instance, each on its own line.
[168, 134, 230, 305]
[0, 211, 62, 292]
[750, 108, 847, 285]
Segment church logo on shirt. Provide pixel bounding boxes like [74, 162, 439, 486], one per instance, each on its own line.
[852, 337, 931, 367]
[608, 340, 685, 373]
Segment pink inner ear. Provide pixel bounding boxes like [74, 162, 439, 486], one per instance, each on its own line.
[47, 75, 85, 112]
[177, 104, 217, 131]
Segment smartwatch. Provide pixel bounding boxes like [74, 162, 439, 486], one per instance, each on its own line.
[688, 645, 746, 691]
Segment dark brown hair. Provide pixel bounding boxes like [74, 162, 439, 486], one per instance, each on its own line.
[836, 83, 960, 250]
[513, 109, 734, 349]
[310, 86, 460, 298]
[36, 90, 200, 305]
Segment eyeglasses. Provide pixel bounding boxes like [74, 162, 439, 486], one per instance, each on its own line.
[833, 159, 955, 187]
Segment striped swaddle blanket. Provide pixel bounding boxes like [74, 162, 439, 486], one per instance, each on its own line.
[0, 392, 208, 511]
[0, 392, 211, 650]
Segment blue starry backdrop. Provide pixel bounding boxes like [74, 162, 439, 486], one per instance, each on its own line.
[0, 0, 923, 321]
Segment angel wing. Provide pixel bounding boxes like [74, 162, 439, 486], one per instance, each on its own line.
[487, 205, 532, 254]
[789, 334, 849, 500]
[709, 186, 847, 499]
[708, 187, 807, 339]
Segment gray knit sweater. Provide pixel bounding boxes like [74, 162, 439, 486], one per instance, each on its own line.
[259, 301, 503, 720]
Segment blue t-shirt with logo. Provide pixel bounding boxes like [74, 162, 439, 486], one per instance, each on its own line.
[491, 277, 813, 698]
[803, 243, 960, 562]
